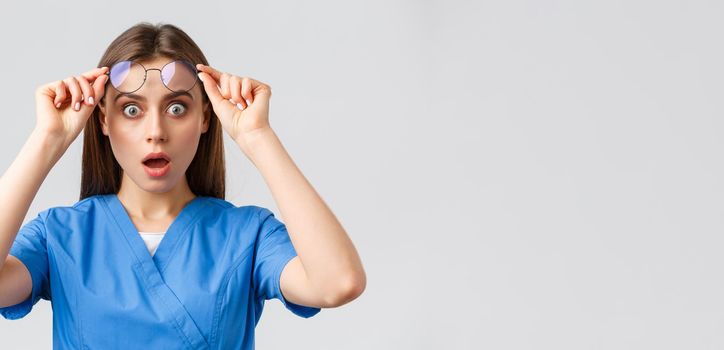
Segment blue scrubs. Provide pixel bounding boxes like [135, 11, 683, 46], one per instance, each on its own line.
[0, 193, 321, 349]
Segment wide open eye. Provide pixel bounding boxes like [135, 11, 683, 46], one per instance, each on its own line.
[167, 102, 187, 116]
[122, 104, 141, 118]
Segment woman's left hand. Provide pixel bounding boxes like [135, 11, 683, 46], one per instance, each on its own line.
[196, 64, 272, 152]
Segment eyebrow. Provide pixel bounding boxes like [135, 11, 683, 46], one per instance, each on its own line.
[114, 90, 194, 103]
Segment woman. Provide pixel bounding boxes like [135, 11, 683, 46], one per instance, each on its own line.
[0, 22, 365, 349]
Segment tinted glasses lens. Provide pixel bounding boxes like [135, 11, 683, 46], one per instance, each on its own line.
[161, 60, 198, 92]
[109, 60, 198, 93]
[109, 60, 145, 93]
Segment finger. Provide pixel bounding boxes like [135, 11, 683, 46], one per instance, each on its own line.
[35, 82, 56, 106]
[78, 66, 109, 81]
[219, 73, 230, 100]
[240, 77, 254, 106]
[91, 74, 108, 105]
[198, 71, 225, 106]
[64, 77, 83, 111]
[75, 75, 94, 106]
[230, 76, 245, 110]
[196, 64, 224, 82]
[79, 67, 109, 101]
[53, 80, 67, 108]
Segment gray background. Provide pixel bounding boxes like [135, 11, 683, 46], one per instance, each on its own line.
[0, 0, 722, 349]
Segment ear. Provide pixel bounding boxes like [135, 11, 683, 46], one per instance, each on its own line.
[98, 100, 110, 136]
[201, 100, 210, 134]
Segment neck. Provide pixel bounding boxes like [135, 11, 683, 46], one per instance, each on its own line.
[116, 173, 197, 221]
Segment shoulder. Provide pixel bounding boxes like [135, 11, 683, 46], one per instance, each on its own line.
[197, 199, 281, 248]
[35, 194, 102, 223]
[201, 196, 261, 215]
[19, 195, 107, 243]
[197, 197, 275, 226]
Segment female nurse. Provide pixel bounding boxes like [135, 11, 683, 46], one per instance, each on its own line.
[0, 22, 365, 349]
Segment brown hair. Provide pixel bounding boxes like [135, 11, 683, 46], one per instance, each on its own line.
[80, 22, 225, 201]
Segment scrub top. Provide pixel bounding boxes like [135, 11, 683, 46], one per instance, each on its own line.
[0, 193, 321, 349]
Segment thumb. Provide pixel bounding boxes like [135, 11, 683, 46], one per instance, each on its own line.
[198, 72, 224, 106]
[92, 74, 108, 104]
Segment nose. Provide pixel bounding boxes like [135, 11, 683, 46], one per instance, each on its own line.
[143, 70, 168, 143]
[145, 107, 168, 143]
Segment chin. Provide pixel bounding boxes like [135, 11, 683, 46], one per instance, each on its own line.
[134, 169, 180, 193]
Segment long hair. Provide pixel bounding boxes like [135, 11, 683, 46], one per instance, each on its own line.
[80, 22, 225, 201]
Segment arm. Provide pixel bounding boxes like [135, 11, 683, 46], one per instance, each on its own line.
[0, 66, 106, 309]
[194, 65, 366, 308]
[245, 128, 366, 308]
[0, 130, 64, 307]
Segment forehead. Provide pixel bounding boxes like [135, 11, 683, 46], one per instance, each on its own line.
[135, 56, 177, 70]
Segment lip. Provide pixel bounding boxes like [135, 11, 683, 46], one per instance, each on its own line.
[143, 161, 171, 178]
[142, 151, 171, 178]
[142, 152, 171, 163]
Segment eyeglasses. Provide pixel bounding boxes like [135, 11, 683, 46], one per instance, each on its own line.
[104, 59, 200, 94]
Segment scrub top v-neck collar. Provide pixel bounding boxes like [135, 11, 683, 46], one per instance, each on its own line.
[101, 193, 207, 273]
[99, 194, 211, 349]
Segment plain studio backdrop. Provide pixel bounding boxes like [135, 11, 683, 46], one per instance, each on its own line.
[0, 0, 722, 349]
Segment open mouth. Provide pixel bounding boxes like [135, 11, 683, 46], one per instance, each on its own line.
[142, 158, 170, 168]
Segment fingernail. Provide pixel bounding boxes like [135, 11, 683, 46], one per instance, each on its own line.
[88, 96, 94, 104]
[229, 99, 236, 104]
[245, 99, 251, 106]
[55, 102, 61, 108]
[236, 103, 244, 110]
[75, 102, 80, 111]
[197, 73, 204, 82]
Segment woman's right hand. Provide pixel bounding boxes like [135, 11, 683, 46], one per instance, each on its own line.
[34, 66, 109, 148]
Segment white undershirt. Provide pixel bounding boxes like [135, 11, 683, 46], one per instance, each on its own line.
[138, 231, 166, 256]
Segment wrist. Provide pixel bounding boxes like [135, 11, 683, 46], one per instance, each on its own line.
[237, 127, 276, 152]
[237, 127, 283, 168]
[29, 128, 68, 161]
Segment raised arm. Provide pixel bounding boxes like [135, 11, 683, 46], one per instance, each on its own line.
[196, 64, 366, 308]
[0, 130, 64, 307]
[0, 67, 108, 307]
